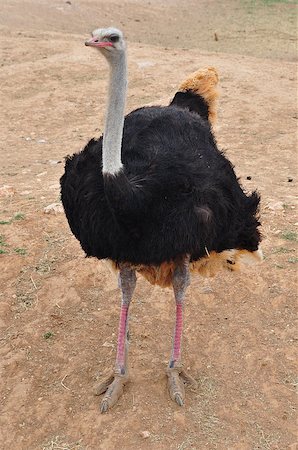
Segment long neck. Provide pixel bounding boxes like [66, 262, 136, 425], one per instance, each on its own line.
[102, 52, 127, 175]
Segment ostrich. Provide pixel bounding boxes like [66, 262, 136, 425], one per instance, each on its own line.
[60, 27, 262, 413]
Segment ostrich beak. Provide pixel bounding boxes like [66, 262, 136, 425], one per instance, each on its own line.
[85, 37, 113, 48]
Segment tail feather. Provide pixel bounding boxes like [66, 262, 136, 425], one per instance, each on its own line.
[170, 67, 219, 125]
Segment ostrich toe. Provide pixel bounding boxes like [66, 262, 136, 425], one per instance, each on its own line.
[95, 372, 129, 413]
[166, 367, 198, 406]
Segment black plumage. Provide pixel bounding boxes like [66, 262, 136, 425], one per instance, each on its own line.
[61, 98, 261, 267]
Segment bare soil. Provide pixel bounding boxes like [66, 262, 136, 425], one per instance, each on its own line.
[0, 1, 297, 449]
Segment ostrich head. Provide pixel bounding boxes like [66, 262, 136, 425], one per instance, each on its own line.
[85, 27, 125, 62]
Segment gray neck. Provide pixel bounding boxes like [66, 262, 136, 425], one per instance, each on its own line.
[102, 52, 127, 175]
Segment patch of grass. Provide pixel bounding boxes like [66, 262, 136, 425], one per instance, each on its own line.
[288, 256, 298, 264]
[14, 247, 27, 255]
[190, 374, 221, 442]
[247, 0, 298, 6]
[0, 237, 28, 256]
[275, 264, 285, 269]
[262, 0, 297, 4]
[42, 436, 83, 450]
[13, 212, 25, 221]
[0, 235, 7, 244]
[177, 437, 196, 450]
[35, 259, 51, 273]
[0, 212, 25, 225]
[272, 246, 295, 254]
[15, 266, 37, 310]
[43, 331, 54, 340]
[0, 235, 9, 254]
[283, 374, 298, 391]
[280, 230, 297, 241]
[254, 423, 281, 450]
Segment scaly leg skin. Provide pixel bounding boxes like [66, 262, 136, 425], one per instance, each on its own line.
[167, 256, 198, 406]
[95, 266, 136, 413]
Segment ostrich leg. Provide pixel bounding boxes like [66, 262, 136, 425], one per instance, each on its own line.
[95, 266, 136, 413]
[166, 257, 197, 406]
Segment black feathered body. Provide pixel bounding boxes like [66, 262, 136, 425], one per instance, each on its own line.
[170, 90, 209, 121]
[61, 105, 261, 267]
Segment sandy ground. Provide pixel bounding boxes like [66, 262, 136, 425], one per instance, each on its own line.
[0, 1, 297, 449]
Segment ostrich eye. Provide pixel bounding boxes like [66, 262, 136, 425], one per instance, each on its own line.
[109, 35, 119, 43]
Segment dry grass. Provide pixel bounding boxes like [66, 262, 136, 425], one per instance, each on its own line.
[42, 436, 84, 450]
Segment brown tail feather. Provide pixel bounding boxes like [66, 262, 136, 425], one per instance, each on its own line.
[178, 67, 219, 125]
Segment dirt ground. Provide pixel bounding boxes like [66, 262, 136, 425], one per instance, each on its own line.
[0, 0, 297, 449]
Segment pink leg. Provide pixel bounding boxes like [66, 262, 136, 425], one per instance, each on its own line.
[115, 303, 129, 372]
[96, 266, 136, 412]
[167, 257, 197, 405]
[171, 303, 183, 365]
[169, 258, 190, 368]
[114, 266, 136, 374]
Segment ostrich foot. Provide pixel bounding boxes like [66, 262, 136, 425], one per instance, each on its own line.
[95, 371, 129, 413]
[166, 366, 198, 406]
